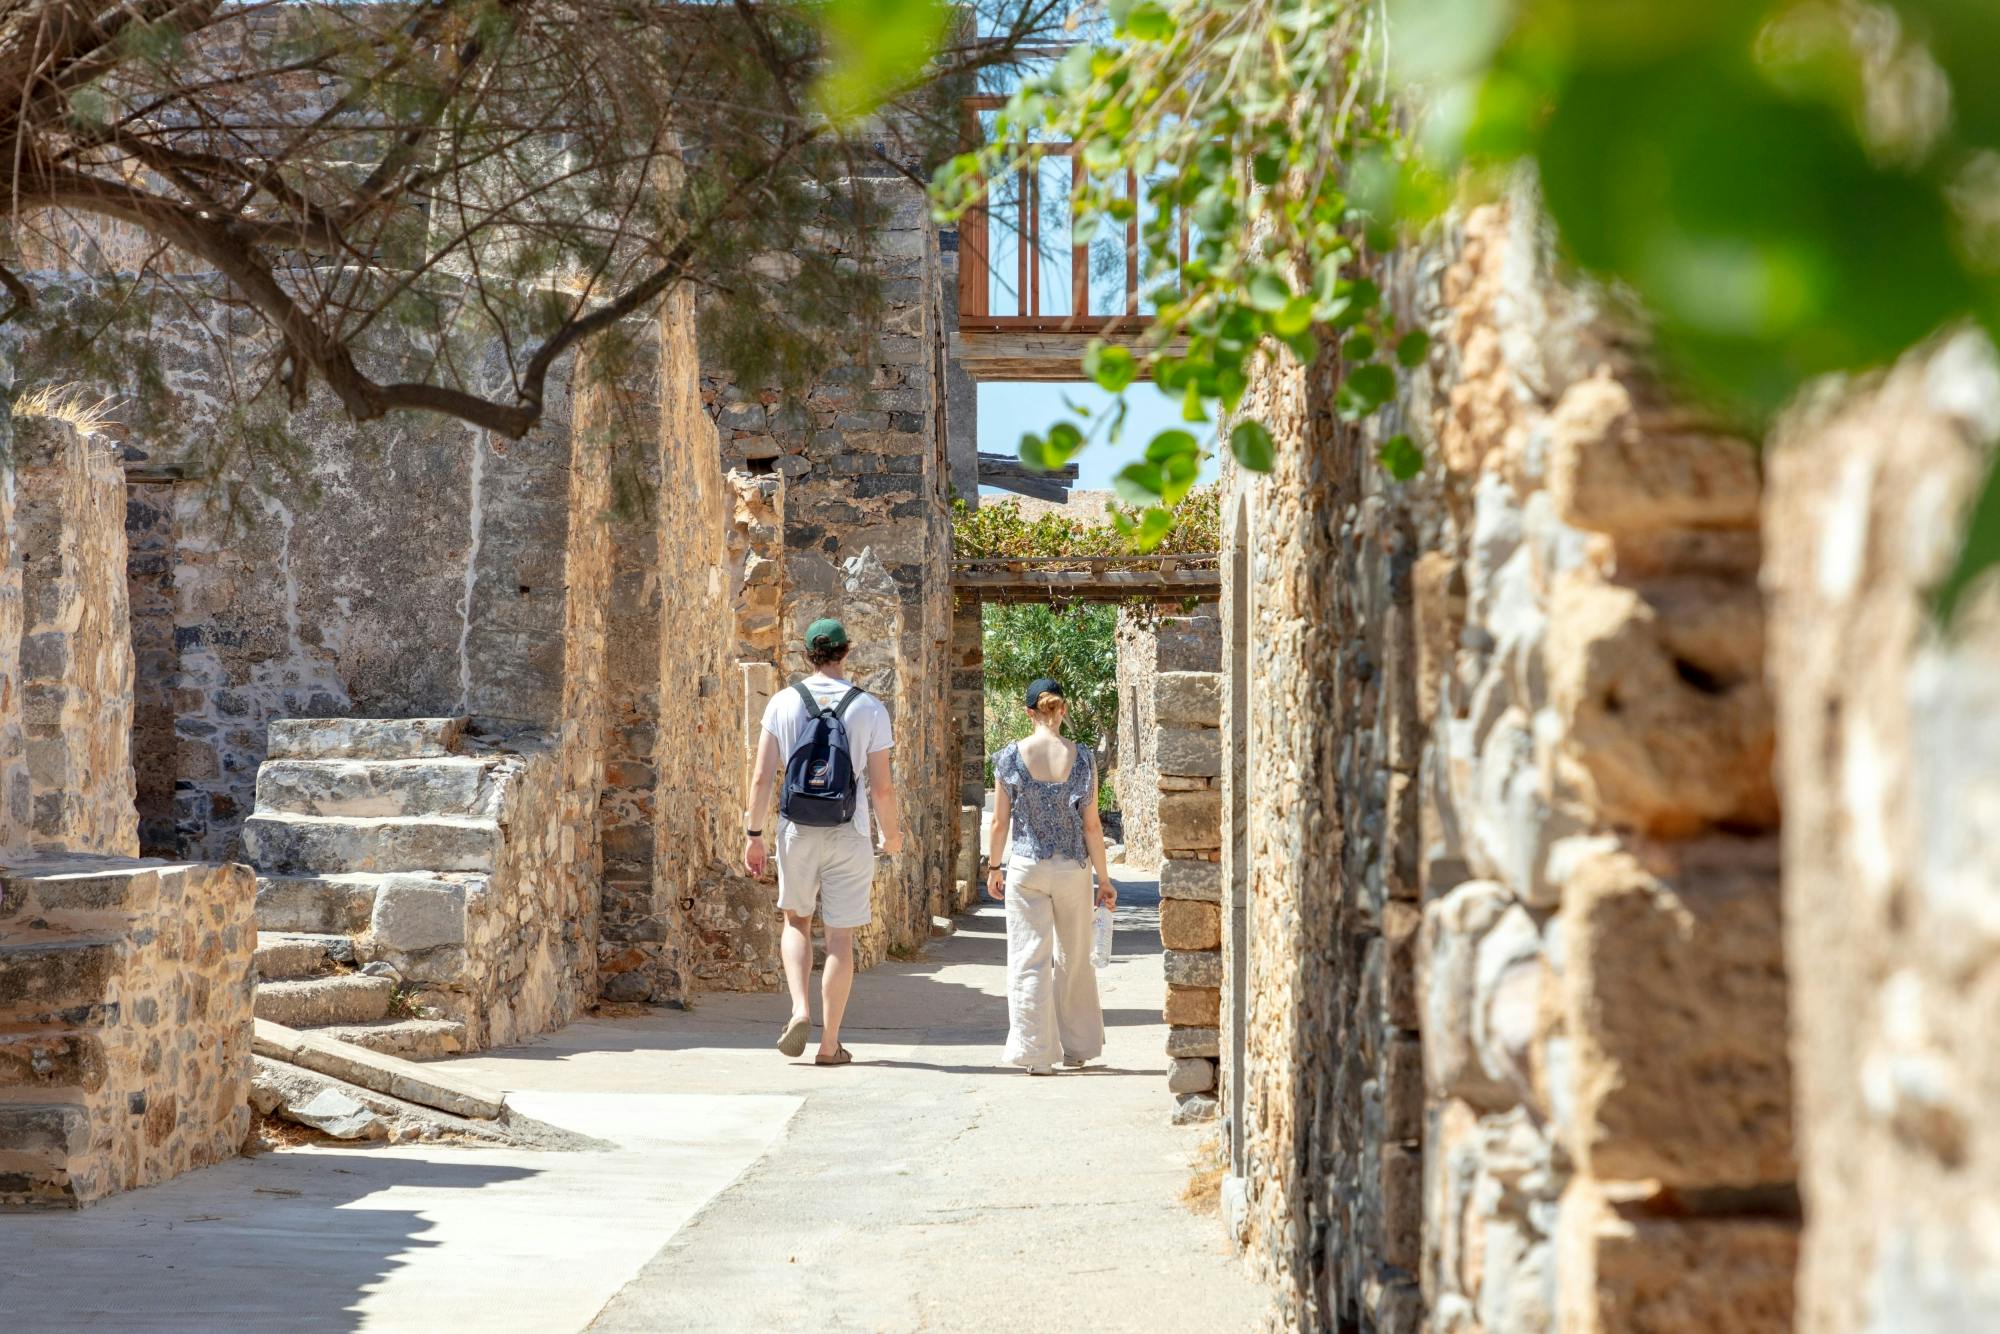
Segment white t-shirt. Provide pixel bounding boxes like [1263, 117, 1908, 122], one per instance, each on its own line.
[761, 674, 894, 830]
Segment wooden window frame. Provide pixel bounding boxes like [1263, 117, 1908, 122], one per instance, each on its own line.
[955, 96, 1185, 335]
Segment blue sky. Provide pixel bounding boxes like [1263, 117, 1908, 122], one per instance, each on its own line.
[977, 380, 1224, 495]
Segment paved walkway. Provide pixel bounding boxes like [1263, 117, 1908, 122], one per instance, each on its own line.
[0, 867, 1268, 1332]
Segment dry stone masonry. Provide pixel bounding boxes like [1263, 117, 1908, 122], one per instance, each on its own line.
[1144, 611, 1224, 1123]
[0, 855, 255, 1207]
[1765, 334, 2000, 1333]
[1222, 188, 1795, 1331]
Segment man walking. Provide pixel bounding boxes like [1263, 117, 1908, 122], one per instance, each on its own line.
[743, 618, 901, 1065]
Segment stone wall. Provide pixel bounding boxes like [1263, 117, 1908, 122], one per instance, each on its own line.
[1157, 661, 1223, 1124]
[704, 174, 957, 971]
[1221, 189, 1795, 1331]
[950, 599, 985, 905]
[1114, 611, 1161, 866]
[1765, 333, 2000, 1332]
[651, 294, 785, 998]
[13, 417, 138, 856]
[125, 481, 179, 856]
[0, 853, 256, 1208]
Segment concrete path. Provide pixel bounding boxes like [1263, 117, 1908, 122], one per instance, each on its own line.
[0, 867, 1267, 1332]
[0, 1091, 798, 1331]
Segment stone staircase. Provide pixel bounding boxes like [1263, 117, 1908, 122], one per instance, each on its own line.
[241, 717, 501, 1061]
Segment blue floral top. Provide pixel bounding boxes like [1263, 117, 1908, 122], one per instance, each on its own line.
[994, 741, 1094, 865]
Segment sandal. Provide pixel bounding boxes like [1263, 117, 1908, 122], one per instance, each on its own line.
[777, 1015, 811, 1058]
[814, 1046, 853, 1066]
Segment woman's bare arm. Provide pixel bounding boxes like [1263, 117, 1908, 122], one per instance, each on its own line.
[986, 782, 1011, 900]
[1081, 753, 1115, 908]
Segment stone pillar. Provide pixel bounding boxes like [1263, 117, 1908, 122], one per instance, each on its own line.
[14, 417, 138, 857]
[951, 598, 985, 910]
[1153, 608, 1222, 1123]
[1765, 332, 2000, 1332]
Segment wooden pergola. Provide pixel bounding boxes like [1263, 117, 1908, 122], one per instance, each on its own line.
[951, 554, 1221, 605]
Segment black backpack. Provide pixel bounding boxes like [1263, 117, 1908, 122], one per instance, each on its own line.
[780, 683, 864, 827]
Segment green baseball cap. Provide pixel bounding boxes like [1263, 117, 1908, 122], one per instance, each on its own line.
[805, 617, 849, 650]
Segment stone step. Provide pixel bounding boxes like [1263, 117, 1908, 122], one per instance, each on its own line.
[253, 758, 501, 820]
[0, 1103, 89, 1206]
[253, 974, 395, 1028]
[254, 1019, 505, 1119]
[0, 938, 122, 1016]
[255, 874, 379, 934]
[253, 931, 353, 981]
[242, 813, 500, 874]
[315, 1019, 468, 1062]
[266, 717, 467, 761]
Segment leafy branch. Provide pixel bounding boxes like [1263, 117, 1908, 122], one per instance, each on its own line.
[932, 0, 1434, 546]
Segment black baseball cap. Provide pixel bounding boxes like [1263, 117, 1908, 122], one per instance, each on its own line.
[1024, 678, 1065, 709]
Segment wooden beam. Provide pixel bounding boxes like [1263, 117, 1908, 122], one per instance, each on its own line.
[950, 329, 1186, 383]
[949, 558, 1222, 603]
[976, 451, 1078, 501]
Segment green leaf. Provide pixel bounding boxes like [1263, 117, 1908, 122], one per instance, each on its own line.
[1130, 506, 1175, 551]
[1247, 267, 1292, 312]
[1181, 381, 1210, 423]
[811, 0, 952, 125]
[1230, 419, 1276, 471]
[1083, 340, 1137, 393]
[1144, 429, 1200, 463]
[1160, 450, 1200, 506]
[1281, 329, 1320, 364]
[1396, 330, 1432, 368]
[1537, 53, 1968, 416]
[1336, 363, 1397, 420]
[1936, 452, 2000, 626]
[1377, 434, 1424, 481]
[1330, 278, 1380, 329]
[1018, 432, 1057, 471]
[1273, 295, 1316, 337]
[1114, 461, 1166, 504]
[1343, 332, 1377, 361]
[1122, 1, 1174, 41]
[1047, 420, 1085, 460]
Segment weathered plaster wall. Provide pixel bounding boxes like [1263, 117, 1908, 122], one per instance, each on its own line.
[644, 294, 783, 999]
[1223, 189, 1794, 1332]
[0, 854, 256, 1208]
[13, 417, 138, 856]
[1114, 610, 1161, 866]
[950, 599, 984, 905]
[1765, 332, 2000, 1333]
[0, 416, 23, 854]
[3, 296, 586, 863]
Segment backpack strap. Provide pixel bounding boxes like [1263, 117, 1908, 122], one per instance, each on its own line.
[794, 682, 829, 718]
[832, 687, 863, 721]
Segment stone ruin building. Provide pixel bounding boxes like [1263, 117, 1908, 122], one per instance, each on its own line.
[3, 77, 2000, 1334]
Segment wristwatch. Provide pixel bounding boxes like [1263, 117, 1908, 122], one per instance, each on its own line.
[746, 828, 763, 838]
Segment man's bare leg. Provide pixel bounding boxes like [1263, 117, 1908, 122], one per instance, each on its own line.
[819, 926, 856, 1056]
[781, 910, 814, 1025]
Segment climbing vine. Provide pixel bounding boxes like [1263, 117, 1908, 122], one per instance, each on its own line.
[927, 0, 2000, 618]
[951, 485, 1220, 559]
[932, 0, 1432, 546]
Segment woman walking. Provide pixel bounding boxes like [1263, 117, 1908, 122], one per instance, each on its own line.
[987, 677, 1117, 1074]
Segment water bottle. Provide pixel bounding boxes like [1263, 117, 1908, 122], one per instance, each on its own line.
[1091, 903, 1115, 969]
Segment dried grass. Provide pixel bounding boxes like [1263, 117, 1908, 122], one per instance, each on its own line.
[11, 383, 120, 435]
[1181, 1128, 1226, 1215]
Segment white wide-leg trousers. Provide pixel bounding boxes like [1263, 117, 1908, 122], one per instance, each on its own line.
[1003, 857, 1105, 1068]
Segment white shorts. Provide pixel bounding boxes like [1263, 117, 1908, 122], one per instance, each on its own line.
[774, 820, 875, 929]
